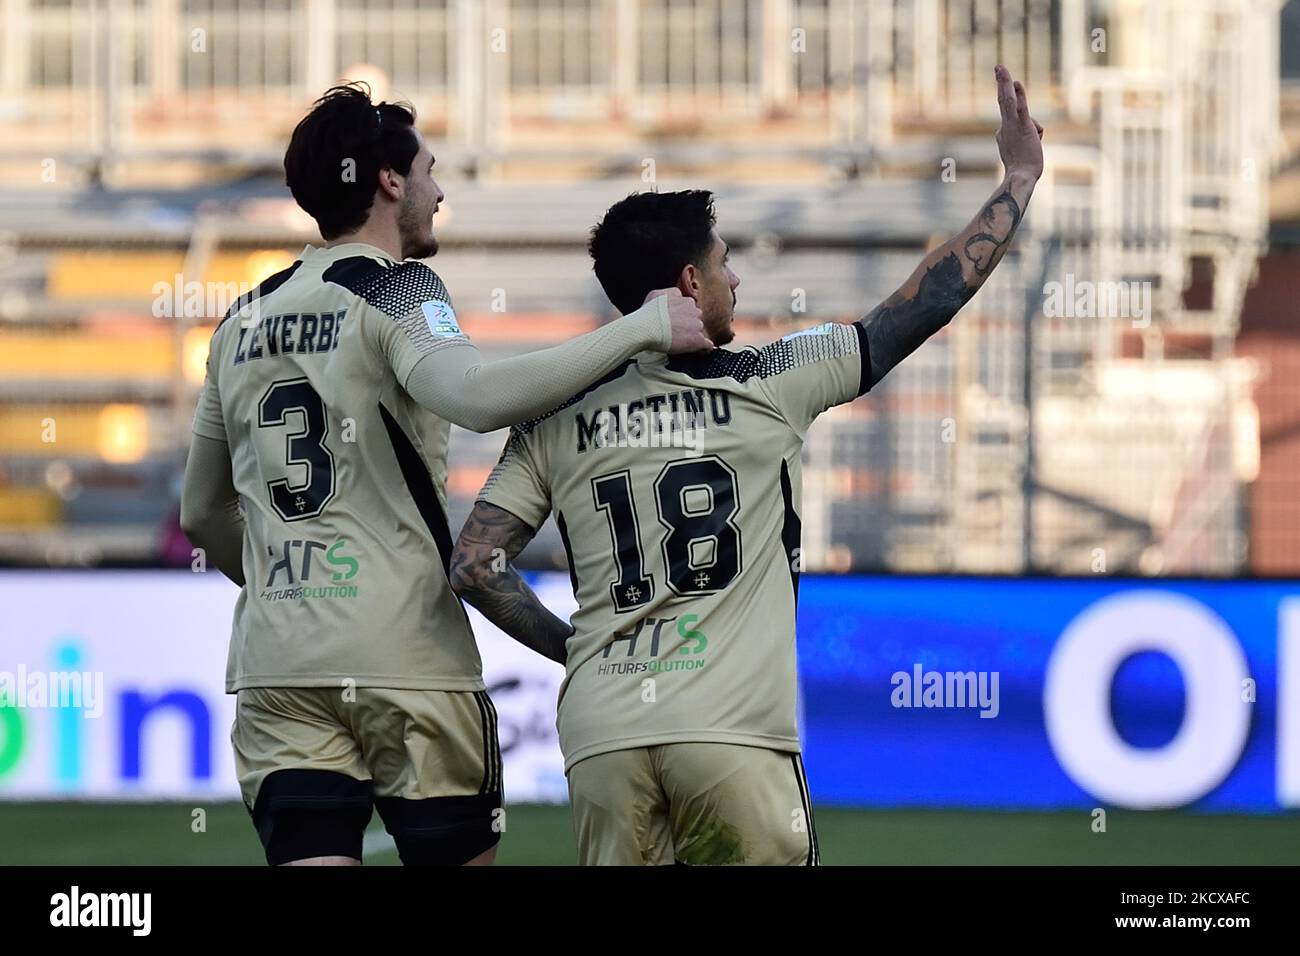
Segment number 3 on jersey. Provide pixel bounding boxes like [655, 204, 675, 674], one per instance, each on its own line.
[258, 378, 336, 521]
[593, 455, 742, 612]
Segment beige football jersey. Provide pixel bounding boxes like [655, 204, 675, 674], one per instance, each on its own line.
[193, 242, 484, 692]
[479, 321, 869, 769]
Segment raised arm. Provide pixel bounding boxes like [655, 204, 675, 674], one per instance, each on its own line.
[450, 502, 572, 665]
[857, 65, 1044, 389]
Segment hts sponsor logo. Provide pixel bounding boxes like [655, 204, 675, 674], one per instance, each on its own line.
[890, 664, 1001, 718]
[597, 615, 710, 675]
[261, 537, 361, 602]
[50, 886, 151, 936]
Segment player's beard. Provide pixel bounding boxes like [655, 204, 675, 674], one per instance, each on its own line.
[710, 321, 735, 346]
[398, 196, 438, 260]
[707, 295, 737, 346]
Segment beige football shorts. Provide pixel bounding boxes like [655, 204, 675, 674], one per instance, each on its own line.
[566, 741, 819, 866]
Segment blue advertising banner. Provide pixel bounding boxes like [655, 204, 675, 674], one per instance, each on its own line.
[1, 572, 1296, 811]
[796, 577, 1300, 812]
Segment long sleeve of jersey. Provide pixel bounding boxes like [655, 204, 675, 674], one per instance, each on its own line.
[362, 264, 674, 433]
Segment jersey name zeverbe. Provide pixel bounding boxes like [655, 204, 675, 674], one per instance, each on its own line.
[233, 308, 349, 365]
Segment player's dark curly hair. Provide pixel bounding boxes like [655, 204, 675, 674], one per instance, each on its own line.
[589, 190, 717, 315]
[284, 83, 420, 240]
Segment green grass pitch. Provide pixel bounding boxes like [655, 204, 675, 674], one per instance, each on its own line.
[1, 803, 1297, 865]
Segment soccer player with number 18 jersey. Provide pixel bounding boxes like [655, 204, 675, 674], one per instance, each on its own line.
[450, 66, 1044, 865]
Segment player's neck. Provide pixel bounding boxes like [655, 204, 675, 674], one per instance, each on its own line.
[325, 221, 402, 262]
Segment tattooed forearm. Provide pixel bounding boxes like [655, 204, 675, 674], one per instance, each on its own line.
[460, 566, 572, 664]
[857, 173, 1034, 388]
[450, 502, 572, 664]
[452, 500, 536, 567]
[859, 253, 975, 387]
[962, 190, 1022, 276]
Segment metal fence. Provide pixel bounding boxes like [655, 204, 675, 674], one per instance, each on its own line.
[1, 0, 1107, 160]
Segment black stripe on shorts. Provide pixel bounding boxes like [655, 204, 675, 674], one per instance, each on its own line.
[791, 754, 820, 866]
[472, 691, 492, 794]
[473, 691, 502, 795]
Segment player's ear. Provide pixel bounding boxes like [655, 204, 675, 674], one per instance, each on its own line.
[677, 263, 700, 300]
[377, 166, 402, 202]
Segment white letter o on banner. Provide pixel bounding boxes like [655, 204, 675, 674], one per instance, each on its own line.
[1045, 591, 1250, 808]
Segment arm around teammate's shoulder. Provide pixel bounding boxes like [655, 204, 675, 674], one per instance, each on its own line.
[385, 287, 713, 433]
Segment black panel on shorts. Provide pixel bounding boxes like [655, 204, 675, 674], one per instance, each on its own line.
[250, 768, 374, 865]
[373, 791, 504, 866]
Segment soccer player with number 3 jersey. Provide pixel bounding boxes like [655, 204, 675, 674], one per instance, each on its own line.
[179, 84, 711, 866]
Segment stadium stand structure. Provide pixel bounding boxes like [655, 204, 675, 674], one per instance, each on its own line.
[0, 0, 1286, 575]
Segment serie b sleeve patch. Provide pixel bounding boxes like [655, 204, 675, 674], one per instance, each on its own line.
[421, 299, 465, 338]
[780, 322, 836, 342]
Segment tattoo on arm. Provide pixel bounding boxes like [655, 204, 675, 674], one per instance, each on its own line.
[859, 253, 974, 388]
[962, 190, 1022, 276]
[858, 185, 1026, 388]
[450, 502, 572, 665]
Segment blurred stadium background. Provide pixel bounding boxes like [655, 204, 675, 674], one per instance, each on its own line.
[2, 0, 1300, 864]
